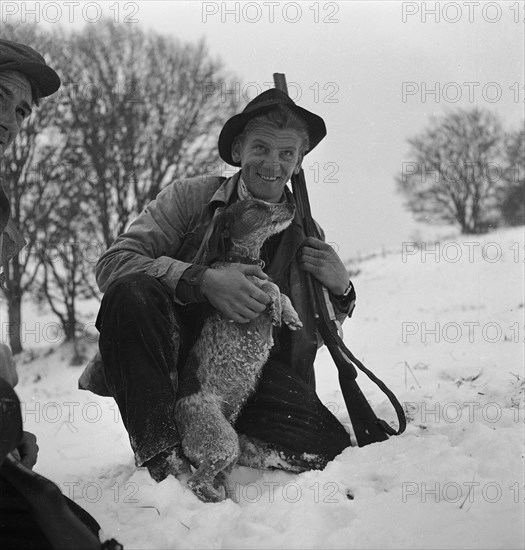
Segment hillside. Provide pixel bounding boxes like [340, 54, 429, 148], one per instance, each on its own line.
[9, 225, 525, 549]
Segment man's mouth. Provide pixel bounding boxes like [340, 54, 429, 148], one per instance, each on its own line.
[258, 174, 279, 182]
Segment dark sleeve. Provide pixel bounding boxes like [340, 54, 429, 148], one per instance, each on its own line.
[175, 265, 209, 304]
[330, 280, 357, 318]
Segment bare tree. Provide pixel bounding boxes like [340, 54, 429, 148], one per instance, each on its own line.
[498, 127, 524, 227]
[55, 20, 239, 248]
[397, 108, 505, 234]
[1, 21, 240, 354]
[33, 150, 100, 349]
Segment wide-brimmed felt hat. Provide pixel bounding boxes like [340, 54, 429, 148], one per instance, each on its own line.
[218, 88, 327, 166]
[0, 38, 61, 98]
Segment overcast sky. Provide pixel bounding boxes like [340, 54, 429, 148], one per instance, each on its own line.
[18, 0, 525, 259]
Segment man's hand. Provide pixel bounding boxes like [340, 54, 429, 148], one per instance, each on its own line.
[13, 431, 39, 469]
[201, 264, 271, 323]
[298, 237, 349, 295]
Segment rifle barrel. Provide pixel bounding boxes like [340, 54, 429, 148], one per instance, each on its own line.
[273, 73, 288, 94]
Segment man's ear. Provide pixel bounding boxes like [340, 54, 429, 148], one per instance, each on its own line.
[231, 140, 242, 164]
[293, 152, 304, 175]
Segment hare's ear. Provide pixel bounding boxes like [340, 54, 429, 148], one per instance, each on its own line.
[204, 211, 234, 264]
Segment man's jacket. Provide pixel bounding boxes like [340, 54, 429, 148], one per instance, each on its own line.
[79, 172, 355, 395]
[0, 182, 25, 288]
[0, 180, 25, 385]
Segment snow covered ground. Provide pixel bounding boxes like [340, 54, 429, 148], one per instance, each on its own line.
[6, 225, 525, 549]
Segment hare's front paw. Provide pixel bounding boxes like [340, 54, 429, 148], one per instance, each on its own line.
[281, 294, 302, 330]
[283, 310, 302, 330]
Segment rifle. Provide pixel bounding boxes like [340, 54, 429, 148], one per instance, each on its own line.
[273, 73, 406, 445]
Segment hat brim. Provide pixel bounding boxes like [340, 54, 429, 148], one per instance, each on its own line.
[0, 61, 60, 97]
[218, 102, 327, 167]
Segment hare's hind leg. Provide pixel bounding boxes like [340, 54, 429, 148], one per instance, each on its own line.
[181, 397, 240, 503]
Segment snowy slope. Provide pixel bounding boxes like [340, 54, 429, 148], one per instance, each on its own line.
[9, 225, 525, 549]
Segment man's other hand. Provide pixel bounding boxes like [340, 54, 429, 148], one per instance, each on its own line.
[201, 264, 271, 323]
[298, 237, 349, 295]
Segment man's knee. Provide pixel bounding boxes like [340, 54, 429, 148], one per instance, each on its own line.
[96, 274, 186, 369]
[104, 273, 165, 305]
[97, 273, 173, 327]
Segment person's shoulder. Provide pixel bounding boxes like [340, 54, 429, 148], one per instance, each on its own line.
[161, 175, 228, 204]
[173, 174, 227, 192]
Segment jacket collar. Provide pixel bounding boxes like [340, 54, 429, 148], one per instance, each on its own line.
[194, 171, 304, 267]
[207, 171, 241, 207]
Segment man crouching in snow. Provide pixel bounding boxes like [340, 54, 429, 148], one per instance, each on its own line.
[80, 88, 357, 483]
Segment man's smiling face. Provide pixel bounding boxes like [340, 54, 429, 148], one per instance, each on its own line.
[232, 123, 304, 203]
[0, 70, 33, 158]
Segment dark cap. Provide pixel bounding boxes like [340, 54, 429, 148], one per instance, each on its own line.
[218, 88, 327, 167]
[0, 38, 61, 98]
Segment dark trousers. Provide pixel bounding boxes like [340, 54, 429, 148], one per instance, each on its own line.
[96, 274, 350, 468]
[0, 377, 101, 549]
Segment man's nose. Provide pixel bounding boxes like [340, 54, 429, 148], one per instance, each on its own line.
[268, 149, 280, 163]
[262, 151, 280, 172]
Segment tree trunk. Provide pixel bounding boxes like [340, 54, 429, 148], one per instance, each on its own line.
[7, 293, 23, 354]
[63, 306, 77, 342]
